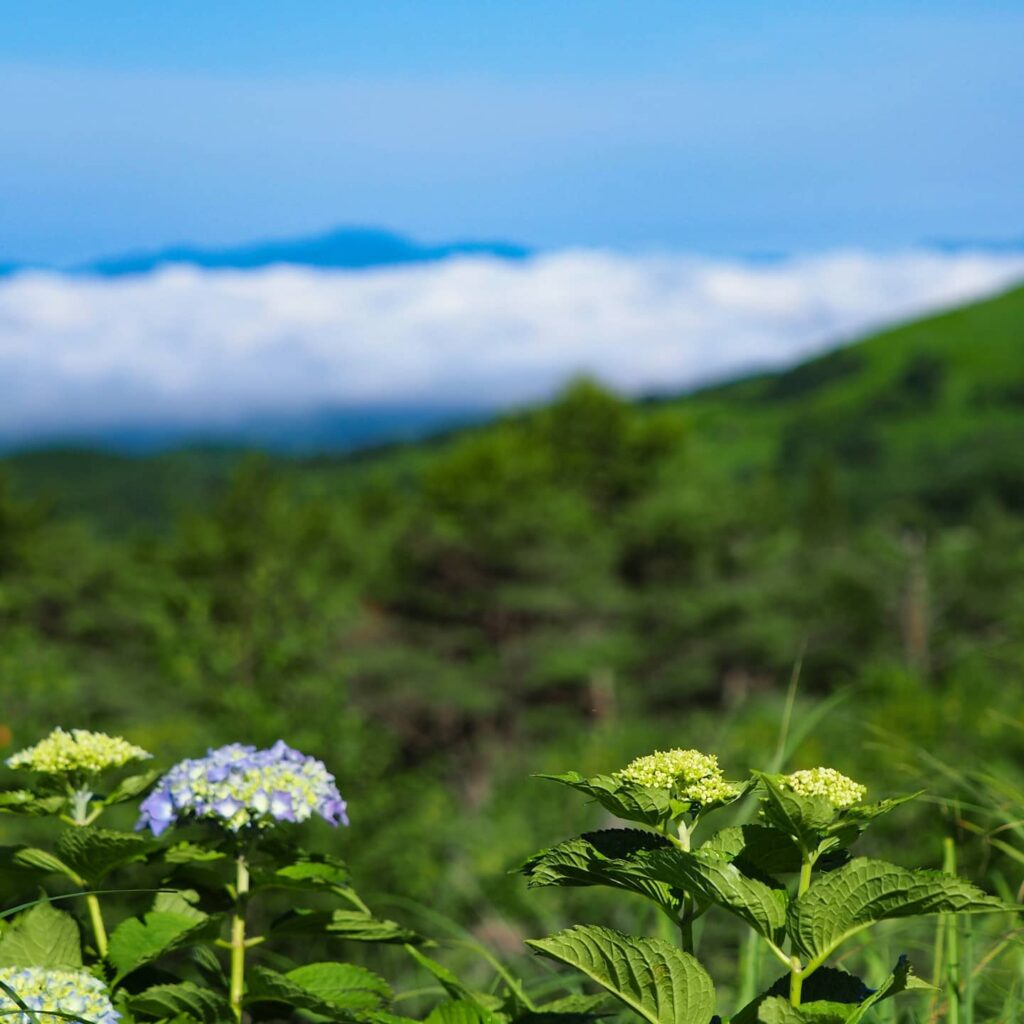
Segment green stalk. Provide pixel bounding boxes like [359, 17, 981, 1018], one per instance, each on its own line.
[68, 787, 109, 958]
[789, 850, 815, 1007]
[943, 837, 961, 1024]
[677, 820, 695, 954]
[230, 854, 250, 1024]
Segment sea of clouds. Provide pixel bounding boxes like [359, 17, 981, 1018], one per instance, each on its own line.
[1, 247, 1022, 441]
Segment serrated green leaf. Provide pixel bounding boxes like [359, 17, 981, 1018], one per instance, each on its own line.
[756, 998, 800, 1024]
[520, 830, 678, 910]
[152, 889, 208, 924]
[103, 770, 160, 806]
[527, 925, 715, 1024]
[532, 995, 608, 1016]
[756, 997, 850, 1023]
[844, 955, 935, 1024]
[425, 999, 503, 1024]
[162, 842, 227, 865]
[0, 791, 66, 817]
[129, 981, 232, 1024]
[327, 909, 421, 943]
[251, 851, 350, 892]
[534, 773, 676, 828]
[701, 825, 804, 877]
[108, 910, 219, 983]
[270, 907, 422, 944]
[789, 857, 1007, 961]
[6, 846, 79, 880]
[732, 968, 870, 1024]
[633, 847, 787, 940]
[754, 774, 836, 851]
[55, 828, 155, 884]
[0, 904, 82, 968]
[246, 962, 391, 1014]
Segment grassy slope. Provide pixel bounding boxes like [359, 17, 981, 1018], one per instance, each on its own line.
[4, 284, 1023, 528]
[678, 284, 1024, 515]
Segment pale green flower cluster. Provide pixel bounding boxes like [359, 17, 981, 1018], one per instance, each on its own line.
[5, 727, 151, 777]
[782, 767, 866, 808]
[0, 967, 119, 1024]
[616, 748, 740, 805]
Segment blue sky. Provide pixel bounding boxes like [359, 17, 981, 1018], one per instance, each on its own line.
[2, 1, 1023, 263]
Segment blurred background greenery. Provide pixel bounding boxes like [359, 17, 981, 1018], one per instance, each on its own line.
[3, 286, 1024, 1019]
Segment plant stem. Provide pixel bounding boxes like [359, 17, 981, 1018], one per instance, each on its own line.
[85, 894, 109, 959]
[789, 849, 815, 1007]
[943, 837, 961, 1024]
[68, 786, 109, 958]
[679, 896, 694, 955]
[230, 853, 250, 1024]
[677, 820, 695, 954]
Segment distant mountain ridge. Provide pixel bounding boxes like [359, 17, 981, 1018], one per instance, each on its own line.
[2, 226, 530, 277]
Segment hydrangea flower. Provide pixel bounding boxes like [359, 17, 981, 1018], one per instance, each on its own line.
[0, 967, 119, 1024]
[5, 728, 151, 777]
[616, 748, 741, 806]
[781, 767, 866, 809]
[137, 741, 348, 837]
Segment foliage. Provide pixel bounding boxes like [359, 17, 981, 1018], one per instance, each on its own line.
[1, 727, 1014, 1024]
[522, 756, 1011, 1022]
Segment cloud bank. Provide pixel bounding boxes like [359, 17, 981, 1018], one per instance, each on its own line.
[0, 248, 1022, 441]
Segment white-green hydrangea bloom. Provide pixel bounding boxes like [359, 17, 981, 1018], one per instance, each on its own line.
[0, 966, 119, 1024]
[782, 767, 866, 808]
[5, 728, 151, 777]
[616, 748, 740, 805]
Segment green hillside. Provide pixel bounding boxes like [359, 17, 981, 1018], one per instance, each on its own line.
[683, 283, 1024, 516]
[2, 285, 1023, 1010]
[7, 285, 1023, 530]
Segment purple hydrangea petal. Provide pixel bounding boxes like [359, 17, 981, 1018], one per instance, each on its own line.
[321, 798, 349, 827]
[213, 795, 243, 818]
[269, 790, 296, 822]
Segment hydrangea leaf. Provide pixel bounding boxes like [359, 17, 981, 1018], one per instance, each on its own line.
[519, 829, 678, 910]
[326, 910, 422, 944]
[251, 850, 350, 893]
[108, 910, 220, 983]
[55, 827, 156, 883]
[163, 842, 227, 864]
[822, 793, 923, 849]
[530, 994, 608, 1016]
[424, 999, 504, 1024]
[245, 963, 391, 1014]
[0, 904, 82, 968]
[754, 774, 837, 850]
[128, 980, 233, 1023]
[4, 846, 78, 881]
[731, 967, 870, 1024]
[534, 773, 677, 827]
[526, 925, 715, 1024]
[271, 907, 423, 944]
[756, 996, 851, 1023]
[789, 857, 1008, 961]
[0, 791, 66, 817]
[700, 825, 803, 877]
[102, 770, 161, 806]
[844, 956, 935, 1024]
[632, 847, 788, 941]
[152, 888, 208, 923]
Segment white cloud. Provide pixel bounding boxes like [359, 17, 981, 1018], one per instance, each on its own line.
[0, 248, 1021, 439]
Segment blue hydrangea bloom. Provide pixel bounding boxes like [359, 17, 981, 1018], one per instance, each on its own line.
[137, 741, 348, 836]
[0, 967, 119, 1024]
